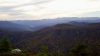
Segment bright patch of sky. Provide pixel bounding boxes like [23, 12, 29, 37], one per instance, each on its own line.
[0, 0, 100, 20]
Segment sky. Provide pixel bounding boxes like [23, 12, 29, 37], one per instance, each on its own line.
[0, 0, 100, 20]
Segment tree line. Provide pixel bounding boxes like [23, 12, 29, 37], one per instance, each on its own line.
[0, 36, 100, 56]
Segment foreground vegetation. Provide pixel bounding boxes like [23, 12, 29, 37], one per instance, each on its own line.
[0, 36, 100, 56]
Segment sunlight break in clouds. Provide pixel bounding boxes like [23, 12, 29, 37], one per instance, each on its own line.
[0, 0, 100, 20]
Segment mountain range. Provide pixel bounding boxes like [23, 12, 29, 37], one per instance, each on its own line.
[0, 18, 100, 53]
[0, 17, 99, 31]
[9, 17, 100, 30]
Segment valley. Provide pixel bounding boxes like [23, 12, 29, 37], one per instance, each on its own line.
[0, 17, 100, 56]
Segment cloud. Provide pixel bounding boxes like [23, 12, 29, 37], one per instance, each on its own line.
[87, 0, 100, 2]
[0, 0, 100, 20]
[0, 6, 15, 12]
[0, 14, 13, 20]
[0, 0, 33, 6]
[79, 11, 100, 17]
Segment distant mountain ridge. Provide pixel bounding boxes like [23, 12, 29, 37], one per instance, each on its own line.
[0, 21, 30, 31]
[10, 17, 100, 30]
[1, 17, 100, 31]
[67, 21, 89, 26]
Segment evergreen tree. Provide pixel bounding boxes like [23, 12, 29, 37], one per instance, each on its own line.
[68, 42, 89, 56]
[36, 45, 49, 56]
[0, 36, 12, 53]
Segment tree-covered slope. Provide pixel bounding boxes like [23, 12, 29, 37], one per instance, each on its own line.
[17, 22, 100, 53]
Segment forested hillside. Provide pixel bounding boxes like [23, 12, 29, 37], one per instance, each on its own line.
[15, 22, 100, 54]
[0, 22, 100, 56]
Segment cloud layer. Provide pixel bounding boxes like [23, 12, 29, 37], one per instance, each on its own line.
[0, 0, 100, 20]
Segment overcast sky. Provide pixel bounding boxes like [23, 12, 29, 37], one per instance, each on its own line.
[0, 0, 100, 20]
